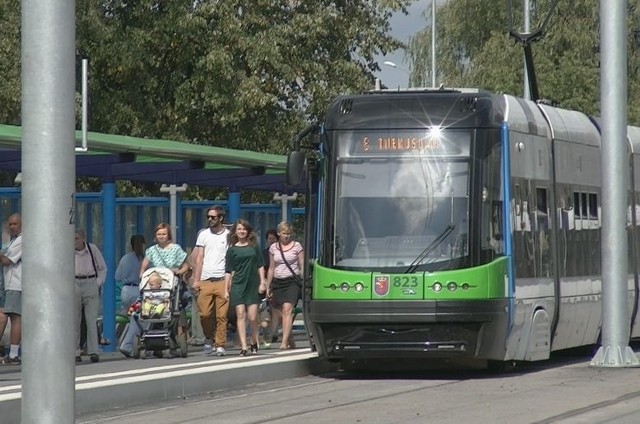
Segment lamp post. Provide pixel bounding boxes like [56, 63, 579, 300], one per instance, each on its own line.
[431, 0, 436, 87]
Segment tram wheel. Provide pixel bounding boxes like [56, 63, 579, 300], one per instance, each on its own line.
[340, 359, 372, 373]
[487, 360, 515, 373]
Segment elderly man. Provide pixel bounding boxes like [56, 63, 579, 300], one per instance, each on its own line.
[74, 230, 107, 363]
[0, 213, 23, 364]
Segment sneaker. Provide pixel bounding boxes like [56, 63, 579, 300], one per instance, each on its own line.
[2, 356, 20, 365]
[203, 343, 213, 355]
[89, 354, 100, 363]
[75, 356, 82, 363]
[215, 346, 226, 357]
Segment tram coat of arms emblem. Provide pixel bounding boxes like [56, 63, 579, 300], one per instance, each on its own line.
[374, 275, 390, 296]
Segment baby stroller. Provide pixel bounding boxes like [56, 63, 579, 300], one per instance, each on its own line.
[131, 267, 188, 359]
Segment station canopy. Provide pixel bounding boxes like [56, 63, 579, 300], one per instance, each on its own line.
[0, 124, 302, 193]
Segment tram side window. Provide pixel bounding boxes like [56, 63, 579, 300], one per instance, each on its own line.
[480, 143, 503, 258]
[573, 191, 599, 230]
[588, 193, 599, 227]
[536, 187, 549, 230]
[573, 192, 583, 230]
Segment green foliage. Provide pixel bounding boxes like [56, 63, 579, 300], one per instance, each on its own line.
[0, 0, 20, 126]
[73, 0, 409, 155]
[0, 0, 411, 198]
[407, 0, 640, 123]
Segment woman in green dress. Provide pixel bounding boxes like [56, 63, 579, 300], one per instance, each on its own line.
[224, 219, 266, 356]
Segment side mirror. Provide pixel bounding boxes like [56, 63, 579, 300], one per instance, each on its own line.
[285, 151, 306, 186]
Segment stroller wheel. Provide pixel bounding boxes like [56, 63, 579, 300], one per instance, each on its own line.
[132, 336, 141, 359]
[178, 330, 188, 358]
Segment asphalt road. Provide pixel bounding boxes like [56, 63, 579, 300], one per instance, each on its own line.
[75, 350, 640, 424]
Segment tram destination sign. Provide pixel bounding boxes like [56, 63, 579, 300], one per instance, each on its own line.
[347, 131, 470, 157]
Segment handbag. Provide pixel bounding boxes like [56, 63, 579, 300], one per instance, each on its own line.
[277, 243, 302, 287]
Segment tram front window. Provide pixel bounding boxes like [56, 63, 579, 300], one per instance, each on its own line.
[333, 158, 470, 271]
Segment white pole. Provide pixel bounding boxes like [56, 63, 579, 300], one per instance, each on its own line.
[273, 193, 298, 223]
[22, 0, 77, 422]
[590, 0, 639, 367]
[524, 0, 531, 100]
[431, 0, 436, 87]
[160, 184, 188, 241]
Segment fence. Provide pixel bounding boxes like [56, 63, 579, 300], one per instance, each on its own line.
[0, 188, 304, 256]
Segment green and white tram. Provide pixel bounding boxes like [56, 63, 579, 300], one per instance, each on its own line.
[287, 89, 640, 366]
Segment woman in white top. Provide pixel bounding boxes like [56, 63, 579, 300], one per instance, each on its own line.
[266, 221, 304, 350]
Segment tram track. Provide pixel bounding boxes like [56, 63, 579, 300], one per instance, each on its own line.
[77, 353, 640, 424]
[532, 389, 640, 424]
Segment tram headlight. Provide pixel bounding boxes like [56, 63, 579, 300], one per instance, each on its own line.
[329, 284, 337, 290]
[354, 282, 364, 292]
[461, 283, 470, 290]
[432, 282, 443, 292]
[447, 282, 457, 291]
[340, 282, 350, 292]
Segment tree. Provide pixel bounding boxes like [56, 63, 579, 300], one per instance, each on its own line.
[406, 0, 640, 123]
[73, 0, 411, 154]
[1, 0, 414, 197]
[1, 0, 411, 153]
[0, 0, 20, 126]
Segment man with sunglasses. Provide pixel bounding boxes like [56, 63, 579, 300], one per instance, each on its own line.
[192, 205, 230, 356]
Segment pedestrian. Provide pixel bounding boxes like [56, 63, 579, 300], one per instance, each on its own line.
[224, 219, 266, 356]
[74, 229, 107, 363]
[115, 234, 146, 316]
[186, 245, 206, 347]
[0, 213, 22, 364]
[114, 234, 145, 356]
[266, 221, 304, 350]
[119, 223, 189, 357]
[192, 205, 230, 356]
[262, 229, 278, 271]
[0, 220, 8, 359]
[261, 228, 279, 346]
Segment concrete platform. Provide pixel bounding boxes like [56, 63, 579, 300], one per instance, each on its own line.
[0, 331, 331, 424]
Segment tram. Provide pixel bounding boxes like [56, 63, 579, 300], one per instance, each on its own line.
[286, 88, 640, 366]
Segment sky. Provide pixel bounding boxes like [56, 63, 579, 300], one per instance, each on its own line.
[373, 0, 435, 90]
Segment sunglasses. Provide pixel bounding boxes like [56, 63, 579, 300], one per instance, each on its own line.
[207, 215, 220, 220]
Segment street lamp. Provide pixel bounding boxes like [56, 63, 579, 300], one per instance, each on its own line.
[383, 61, 409, 72]
[383, 61, 411, 87]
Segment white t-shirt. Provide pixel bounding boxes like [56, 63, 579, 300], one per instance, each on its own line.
[3, 234, 22, 291]
[196, 228, 229, 280]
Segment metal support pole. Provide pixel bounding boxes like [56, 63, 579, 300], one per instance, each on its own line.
[591, 0, 639, 367]
[22, 0, 77, 422]
[159, 184, 188, 241]
[75, 58, 89, 152]
[523, 0, 530, 100]
[101, 181, 116, 352]
[431, 0, 436, 87]
[227, 191, 241, 223]
[273, 193, 298, 223]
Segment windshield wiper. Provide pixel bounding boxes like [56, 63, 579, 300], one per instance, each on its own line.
[404, 224, 455, 274]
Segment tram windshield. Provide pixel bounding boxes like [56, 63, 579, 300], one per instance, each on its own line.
[332, 131, 470, 271]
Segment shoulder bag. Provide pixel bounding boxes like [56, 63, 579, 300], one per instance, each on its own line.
[277, 243, 302, 287]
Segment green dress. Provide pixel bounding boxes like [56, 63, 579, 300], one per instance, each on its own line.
[225, 244, 264, 307]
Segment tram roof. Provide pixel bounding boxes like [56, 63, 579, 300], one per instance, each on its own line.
[0, 124, 302, 193]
